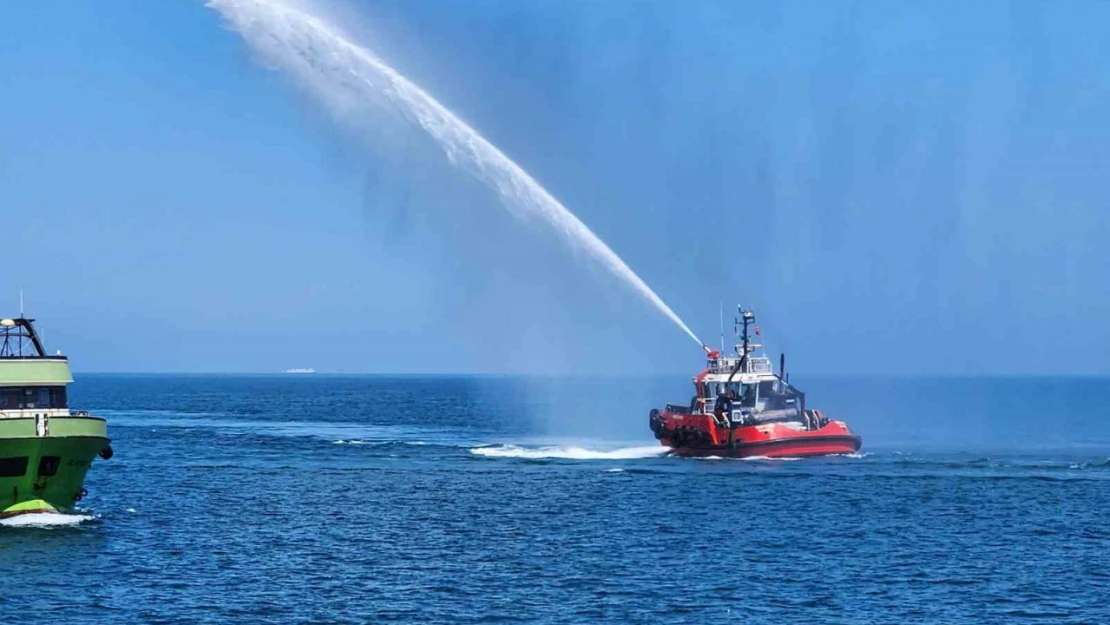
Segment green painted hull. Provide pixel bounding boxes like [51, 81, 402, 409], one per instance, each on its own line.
[0, 416, 109, 518]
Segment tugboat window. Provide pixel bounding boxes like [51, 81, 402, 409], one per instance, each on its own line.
[38, 456, 60, 477]
[0, 456, 29, 478]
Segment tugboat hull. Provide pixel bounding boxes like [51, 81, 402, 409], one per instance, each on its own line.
[664, 424, 861, 458]
[653, 410, 861, 459]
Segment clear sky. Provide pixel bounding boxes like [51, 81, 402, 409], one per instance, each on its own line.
[2, 0, 1108, 375]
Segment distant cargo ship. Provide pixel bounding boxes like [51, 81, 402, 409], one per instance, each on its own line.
[285, 368, 316, 374]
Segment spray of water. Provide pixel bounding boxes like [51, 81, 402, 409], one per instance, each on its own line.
[207, 0, 703, 347]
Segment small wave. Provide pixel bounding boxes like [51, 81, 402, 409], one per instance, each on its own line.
[1070, 458, 1110, 470]
[470, 445, 667, 461]
[605, 468, 625, 473]
[837, 452, 872, 459]
[1, 513, 94, 528]
[739, 455, 803, 462]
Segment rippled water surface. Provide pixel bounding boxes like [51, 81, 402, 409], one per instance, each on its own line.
[2, 375, 1108, 623]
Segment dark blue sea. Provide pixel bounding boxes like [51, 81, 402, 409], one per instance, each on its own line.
[2, 374, 1109, 624]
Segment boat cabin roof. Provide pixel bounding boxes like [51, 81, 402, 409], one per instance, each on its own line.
[700, 371, 778, 385]
[0, 319, 72, 386]
[0, 317, 62, 360]
[698, 352, 775, 385]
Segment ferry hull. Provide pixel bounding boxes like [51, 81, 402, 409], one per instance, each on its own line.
[0, 417, 109, 518]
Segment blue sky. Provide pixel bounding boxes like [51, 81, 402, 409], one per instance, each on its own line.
[2, 0, 1108, 374]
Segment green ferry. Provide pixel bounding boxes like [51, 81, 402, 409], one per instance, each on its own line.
[0, 317, 111, 518]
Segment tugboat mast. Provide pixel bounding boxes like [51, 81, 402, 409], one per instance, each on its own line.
[737, 307, 755, 368]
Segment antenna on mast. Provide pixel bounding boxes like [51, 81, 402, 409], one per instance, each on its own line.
[719, 301, 725, 353]
[19, 289, 24, 318]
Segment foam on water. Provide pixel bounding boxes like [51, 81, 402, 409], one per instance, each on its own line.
[207, 0, 702, 347]
[111, 412, 477, 446]
[470, 444, 668, 461]
[0, 513, 94, 528]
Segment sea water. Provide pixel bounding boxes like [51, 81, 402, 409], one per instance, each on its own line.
[1, 374, 1107, 623]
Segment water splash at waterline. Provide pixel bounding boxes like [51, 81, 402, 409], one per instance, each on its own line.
[207, 0, 702, 347]
[470, 444, 668, 461]
[0, 513, 94, 528]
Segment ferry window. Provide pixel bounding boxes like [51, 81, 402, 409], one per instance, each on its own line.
[38, 456, 60, 477]
[20, 387, 55, 409]
[0, 457, 28, 478]
[22, 388, 39, 409]
[50, 387, 68, 409]
[0, 389, 18, 411]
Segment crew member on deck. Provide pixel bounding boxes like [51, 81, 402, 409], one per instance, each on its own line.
[714, 388, 730, 425]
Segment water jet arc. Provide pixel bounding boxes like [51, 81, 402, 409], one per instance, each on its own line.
[209, 0, 702, 347]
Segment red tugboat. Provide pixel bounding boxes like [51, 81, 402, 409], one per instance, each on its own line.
[649, 306, 861, 458]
